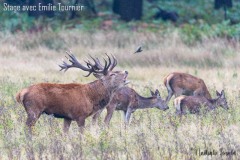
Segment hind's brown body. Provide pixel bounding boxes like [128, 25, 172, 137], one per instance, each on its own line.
[164, 72, 212, 103]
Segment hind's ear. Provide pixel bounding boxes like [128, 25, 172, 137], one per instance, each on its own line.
[150, 90, 155, 96]
[221, 90, 225, 95]
[221, 90, 225, 98]
[155, 89, 161, 97]
[216, 90, 221, 96]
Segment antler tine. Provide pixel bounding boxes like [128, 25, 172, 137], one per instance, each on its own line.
[59, 61, 70, 72]
[108, 54, 117, 71]
[104, 53, 112, 71]
[85, 54, 109, 75]
[59, 51, 98, 77]
[102, 58, 108, 74]
[88, 55, 105, 70]
[66, 52, 79, 65]
[95, 58, 104, 69]
[59, 52, 116, 76]
[83, 71, 93, 77]
[113, 54, 117, 65]
[88, 58, 108, 75]
[84, 59, 94, 69]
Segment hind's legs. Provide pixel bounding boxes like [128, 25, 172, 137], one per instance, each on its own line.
[166, 89, 173, 104]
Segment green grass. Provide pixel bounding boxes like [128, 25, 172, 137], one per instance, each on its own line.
[0, 30, 240, 159]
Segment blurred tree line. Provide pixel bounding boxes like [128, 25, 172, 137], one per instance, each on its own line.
[1, 0, 240, 34]
[3, 0, 237, 21]
[5, 0, 143, 21]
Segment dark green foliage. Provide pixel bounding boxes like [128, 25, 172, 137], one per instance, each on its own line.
[1, 0, 240, 43]
[180, 20, 240, 44]
[28, 0, 54, 18]
[112, 0, 143, 21]
[215, 0, 232, 9]
[0, 5, 34, 32]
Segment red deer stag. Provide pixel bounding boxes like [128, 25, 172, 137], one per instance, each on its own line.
[102, 87, 169, 125]
[16, 52, 128, 133]
[174, 90, 228, 115]
[164, 72, 212, 104]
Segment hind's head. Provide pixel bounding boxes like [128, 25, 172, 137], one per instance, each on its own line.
[216, 90, 228, 110]
[150, 89, 169, 111]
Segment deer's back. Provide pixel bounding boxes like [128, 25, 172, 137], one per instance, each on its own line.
[111, 87, 138, 111]
[166, 72, 211, 98]
[171, 73, 203, 89]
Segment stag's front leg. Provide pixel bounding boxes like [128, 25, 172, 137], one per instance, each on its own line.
[77, 116, 86, 133]
[63, 118, 72, 133]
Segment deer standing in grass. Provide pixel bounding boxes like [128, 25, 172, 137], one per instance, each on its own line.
[16, 52, 128, 133]
[103, 87, 169, 125]
[174, 90, 228, 115]
[164, 72, 212, 104]
[92, 87, 169, 125]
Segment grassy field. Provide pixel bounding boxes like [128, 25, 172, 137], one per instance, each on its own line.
[0, 30, 240, 159]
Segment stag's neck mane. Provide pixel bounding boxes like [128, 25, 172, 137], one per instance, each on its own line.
[137, 95, 157, 109]
[88, 80, 111, 101]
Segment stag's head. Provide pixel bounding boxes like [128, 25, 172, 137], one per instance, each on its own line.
[150, 89, 169, 111]
[216, 90, 229, 110]
[59, 51, 128, 92]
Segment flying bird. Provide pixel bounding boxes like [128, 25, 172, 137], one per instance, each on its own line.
[134, 46, 143, 54]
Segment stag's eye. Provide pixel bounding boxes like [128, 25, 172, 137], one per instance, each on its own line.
[110, 74, 115, 76]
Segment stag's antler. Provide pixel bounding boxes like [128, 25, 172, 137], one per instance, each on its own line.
[59, 51, 91, 72]
[107, 53, 117, 71]
[85, 53, 117, 73]
[86, 55, 105, 70]
[59, 51, 115, 77]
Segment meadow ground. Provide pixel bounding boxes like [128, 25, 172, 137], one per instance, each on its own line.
[0, 30, 240, 159]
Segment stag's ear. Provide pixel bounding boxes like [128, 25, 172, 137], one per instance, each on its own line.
[216, 90, 221, 96]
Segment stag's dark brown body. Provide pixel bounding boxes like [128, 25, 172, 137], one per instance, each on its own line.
[16, 53, 128, 133]
[164, 72, 212, 103]
[16, 82, 109, 118]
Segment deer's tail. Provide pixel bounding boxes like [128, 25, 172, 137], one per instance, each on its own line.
[16, 88, 28, 105]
